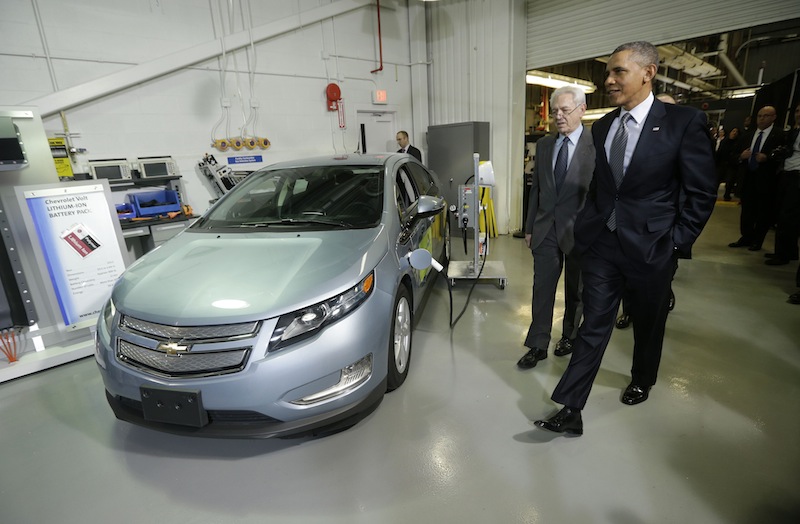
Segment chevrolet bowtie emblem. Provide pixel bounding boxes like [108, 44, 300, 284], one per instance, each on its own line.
[158, 341, 191, 356]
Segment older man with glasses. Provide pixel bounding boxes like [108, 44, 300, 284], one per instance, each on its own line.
[517, 85, 595, 370]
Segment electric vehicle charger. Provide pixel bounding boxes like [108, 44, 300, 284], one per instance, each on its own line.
[409, 207, 490, 329]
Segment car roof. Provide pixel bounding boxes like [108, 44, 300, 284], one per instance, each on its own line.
[263, 153, 408, 170]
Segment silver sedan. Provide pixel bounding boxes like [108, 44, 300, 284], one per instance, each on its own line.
[95, 153, 448, 438]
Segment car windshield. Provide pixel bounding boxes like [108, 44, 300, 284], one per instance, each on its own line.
[193, 164, 384, 230]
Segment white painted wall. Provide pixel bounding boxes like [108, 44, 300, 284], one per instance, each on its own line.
[0, 0, 428, 214]
[1, 0, 526, 232]
[426, 0, 527, 235]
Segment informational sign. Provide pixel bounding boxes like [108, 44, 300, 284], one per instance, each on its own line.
[48, 137, 74, 178]
[372, 89, 388, 104]
[24, 184, 126, 328]
[228, 155, 263, 165]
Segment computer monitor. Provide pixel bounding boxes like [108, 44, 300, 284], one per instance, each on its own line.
[137, 156, 177, 178]
[0, 118, 28, 171]
[88, 159, 131, 180]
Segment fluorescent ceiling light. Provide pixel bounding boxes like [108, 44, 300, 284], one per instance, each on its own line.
[583, 107, 615, 121]
[726, 87, 758, 99]
[526, 70, 597, 93]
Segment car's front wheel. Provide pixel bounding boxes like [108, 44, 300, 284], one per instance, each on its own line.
[386, 285, 412, 392]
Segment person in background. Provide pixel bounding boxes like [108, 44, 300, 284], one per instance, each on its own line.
[518, 85, 595, 369]
[743, 115, 752, 133]
[396, 131, 422, 162]
[533, 42, 716, 437]
[728, 106, 786, 251]
[720, 127, 741, 201]
[790, 276, 800, 304]
[765, 104, 800, 267]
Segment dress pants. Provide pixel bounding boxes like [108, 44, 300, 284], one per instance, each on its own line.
[739, 167, 779, 248]
[773, 170, 800, 260]
[552, 227, 673, 409]
[524, 225, 582, 350]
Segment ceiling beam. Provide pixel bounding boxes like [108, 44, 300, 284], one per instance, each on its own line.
[27, 0, 373, 117]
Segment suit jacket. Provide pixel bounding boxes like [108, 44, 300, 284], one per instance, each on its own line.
[770, 127, 800, 171]
[574, 99, 717, 264]
[525, 127, 595, 254]
[399, 145, 422, 162]
[736, 126, 786, 190]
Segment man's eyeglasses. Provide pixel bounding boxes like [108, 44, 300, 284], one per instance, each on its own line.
[550, 106, 581, 118]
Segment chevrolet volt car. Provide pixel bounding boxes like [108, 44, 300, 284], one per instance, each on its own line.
[95, 154, 448, 438]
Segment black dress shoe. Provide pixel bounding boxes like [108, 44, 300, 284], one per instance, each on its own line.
[789, 292, 800, 305]
[615, 313, 631, 329]
[533, 407, 583, 436]
[728, 240, 748, 248]
[621, 383, 651, 405]
[668, 290, 675, 311]
[517, 348, 547, 369]
[765, 257, 790, 266]
[766, 253, 799, 260]
[554, 337, 574, 356]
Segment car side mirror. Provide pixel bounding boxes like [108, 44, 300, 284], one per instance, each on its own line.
[413, 195, 446, 221]
[398, 195, 446, 245]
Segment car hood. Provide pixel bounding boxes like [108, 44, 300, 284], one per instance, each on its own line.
[113, 227, 388, 325]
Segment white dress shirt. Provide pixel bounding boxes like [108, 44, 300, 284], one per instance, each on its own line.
[604, 92, 654, 175]
[552, 124, 584, 172]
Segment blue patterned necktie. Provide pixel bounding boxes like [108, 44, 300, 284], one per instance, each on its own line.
[554, 136, 569, 193]
[607, 113, 632, 231]
[748, 131, 763, 171]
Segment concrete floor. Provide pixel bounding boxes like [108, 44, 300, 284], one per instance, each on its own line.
[1, 202, 798, 524]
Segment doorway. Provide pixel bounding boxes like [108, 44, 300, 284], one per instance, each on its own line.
[356, 111, 396, 154]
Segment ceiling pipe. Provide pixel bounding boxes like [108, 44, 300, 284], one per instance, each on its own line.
[735, 36, 771, 59]
[370, 0, 384, 74]
[718, 33, 748, 86]
[656, 74, 719, 100]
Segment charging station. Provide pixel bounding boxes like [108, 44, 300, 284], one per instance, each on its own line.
[447, 153, 507, 289]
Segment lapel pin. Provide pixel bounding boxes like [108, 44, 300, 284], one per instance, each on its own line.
[653, 127, 661, 131]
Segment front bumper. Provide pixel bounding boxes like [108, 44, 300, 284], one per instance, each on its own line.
[95, 287, 394, 438]
[104, 378, 386, 438]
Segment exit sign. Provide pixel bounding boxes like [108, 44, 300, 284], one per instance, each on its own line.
[372, 89, 388, 104]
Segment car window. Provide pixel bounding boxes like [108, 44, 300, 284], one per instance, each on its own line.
[193, 165, 384, 230]
[395, 166, 419, 216]
[406, 162, 434, 195]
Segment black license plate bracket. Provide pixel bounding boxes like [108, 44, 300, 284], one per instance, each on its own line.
[140, 386, 209, 428]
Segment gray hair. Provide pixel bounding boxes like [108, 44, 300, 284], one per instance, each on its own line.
[612, 41, 659, 68]
[550, 85, 586, 107]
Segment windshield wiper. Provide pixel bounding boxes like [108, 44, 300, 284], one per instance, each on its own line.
[238, 218, 353, 228]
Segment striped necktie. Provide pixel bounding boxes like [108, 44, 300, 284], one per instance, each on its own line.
[606, 113, 632, 231]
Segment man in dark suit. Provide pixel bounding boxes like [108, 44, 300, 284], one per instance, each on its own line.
[534, 41, 717, 436]
[396, 131, 422, 162]
[764, 104, 800, 266]
[728, 106, 786, 251]
[518, 85, 595, 369]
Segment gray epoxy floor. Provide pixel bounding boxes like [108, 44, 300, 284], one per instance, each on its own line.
[1, 202, 799, 524]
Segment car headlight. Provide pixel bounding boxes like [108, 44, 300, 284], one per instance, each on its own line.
[102, 298, 117, 333]
[268, 271, 375, 352]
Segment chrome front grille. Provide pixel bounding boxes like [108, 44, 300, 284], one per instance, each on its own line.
[117, 340, 250, 378]
[115, 315, 261, 378]
[120, 315, 259, 341]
